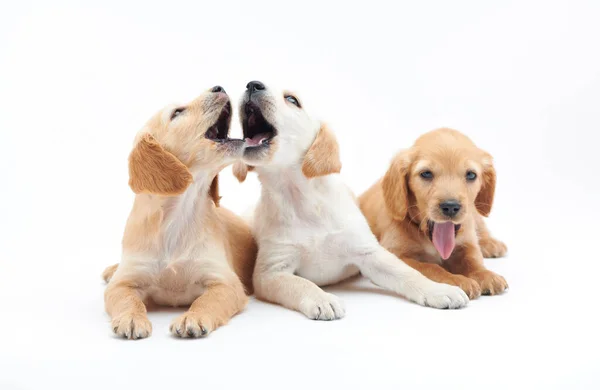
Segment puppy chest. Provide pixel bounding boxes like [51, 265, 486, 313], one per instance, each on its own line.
[294, 233, 360, 286]
[147, 261, 206, 307]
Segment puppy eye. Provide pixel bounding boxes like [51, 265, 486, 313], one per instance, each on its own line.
[420, 171, 433, 180]
[285, 95, 301, 108]
[466, 171, 477, 181]
[170, 107, 186, 120]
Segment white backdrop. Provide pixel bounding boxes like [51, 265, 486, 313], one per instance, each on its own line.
[1, 1, 599, 389]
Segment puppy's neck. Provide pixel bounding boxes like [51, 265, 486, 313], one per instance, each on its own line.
[406, 204, 425, 229]
[255, 164, 311, 192]
[254, 164, 338, 217]
[123, 169, 218, 254]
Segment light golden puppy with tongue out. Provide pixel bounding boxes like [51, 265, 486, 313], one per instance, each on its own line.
[360, 128, 508, 299]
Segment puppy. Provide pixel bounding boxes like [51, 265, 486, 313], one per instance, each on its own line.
[103, 86, 256, 339]
[359, 128, 508, 299]
[232, 81, 469, 320]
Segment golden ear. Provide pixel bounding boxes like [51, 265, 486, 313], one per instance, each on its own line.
[476, 154, 496, 216]
[209, 175, 221, 206]
[302, 124, 342, 178]
[128, 133, 193, 196]
[232, 162, 254, 183]
[382, 150, 413, 220]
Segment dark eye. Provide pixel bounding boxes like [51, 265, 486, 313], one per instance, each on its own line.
[420, 170, 433, 180]
[170, 107, 185, 120]
[285, 95, 301, 107]
[466, 171, 477, 181]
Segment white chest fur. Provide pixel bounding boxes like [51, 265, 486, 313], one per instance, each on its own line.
[254, 169, 382, 286]
[117, 173, 224, 307]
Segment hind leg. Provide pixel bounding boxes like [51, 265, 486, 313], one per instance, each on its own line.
[476, 215, 507, 258]
[102, 264, 119, 283]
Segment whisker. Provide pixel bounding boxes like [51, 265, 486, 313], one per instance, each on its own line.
[405, 208, 430, 238]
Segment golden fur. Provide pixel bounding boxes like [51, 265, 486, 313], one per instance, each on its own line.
[360, 128, 508, 299]
[103, 89, 256, 339]
[128, 133, 193, 196]
[232, 161, 253, 182]
[301, 124, 342, 178]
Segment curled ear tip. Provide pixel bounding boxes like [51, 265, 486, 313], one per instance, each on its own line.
[232, 162, 248, 182]
[233, 173, 246, 183]
[183, 171, 194, 183]
[140, 133, 155, 143]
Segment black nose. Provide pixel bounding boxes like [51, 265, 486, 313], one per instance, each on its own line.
[246, 80, 265, 93]
[440, 200, 462, 218]
[211, 85, 225, 93]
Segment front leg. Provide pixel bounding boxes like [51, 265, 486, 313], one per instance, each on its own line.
[253, 250, 345, 320]
[354, 248, 469, 309]
[398, 256, 481, 299]
[105, 279, 151, 340]
[445, 243, 508, 295]
[254, 270, 346, 320]
[170, 272, 248, 338]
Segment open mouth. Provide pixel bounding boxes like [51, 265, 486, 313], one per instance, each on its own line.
[242, 102, 276, 147]
[427, 221, 461, 260]
[205, 101, 232, 142]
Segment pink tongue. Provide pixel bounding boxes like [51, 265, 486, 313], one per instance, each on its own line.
[432, 222, 456, 260]
[245, 133, 269, 147]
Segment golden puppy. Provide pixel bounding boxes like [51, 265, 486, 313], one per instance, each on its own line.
[360, 128, 507, 299]
[103, 86, 256, 339]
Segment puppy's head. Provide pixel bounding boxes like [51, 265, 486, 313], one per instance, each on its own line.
[383, 128, 496, 259]
[232, 81, 340, 181]
[129, 86, 244, 197]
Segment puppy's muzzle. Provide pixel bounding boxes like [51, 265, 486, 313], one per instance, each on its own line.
[241, 80, 276, 149]
[439, 200, 462, 218]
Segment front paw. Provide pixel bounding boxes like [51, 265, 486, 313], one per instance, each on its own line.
[299, 292, 346, 320]
[479, 238, 507, 258]
[469, 270, 508, 295]
[111, 312, 152, 340]
[170, 312, 211, 338]
[449, 274, 481, 300]
[418, 282, 470, 309]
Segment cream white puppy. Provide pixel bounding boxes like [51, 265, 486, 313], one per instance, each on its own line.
[233, 81, 469, 320]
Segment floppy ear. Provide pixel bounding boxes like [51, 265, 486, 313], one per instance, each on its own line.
[232, 162, 254, 183]
[302, 123, 342, 178]
[128, 133, 193, 195]
[382, 149, 413, 220]
[209, 175, 221, 206]
[475, 153, 496, 216]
